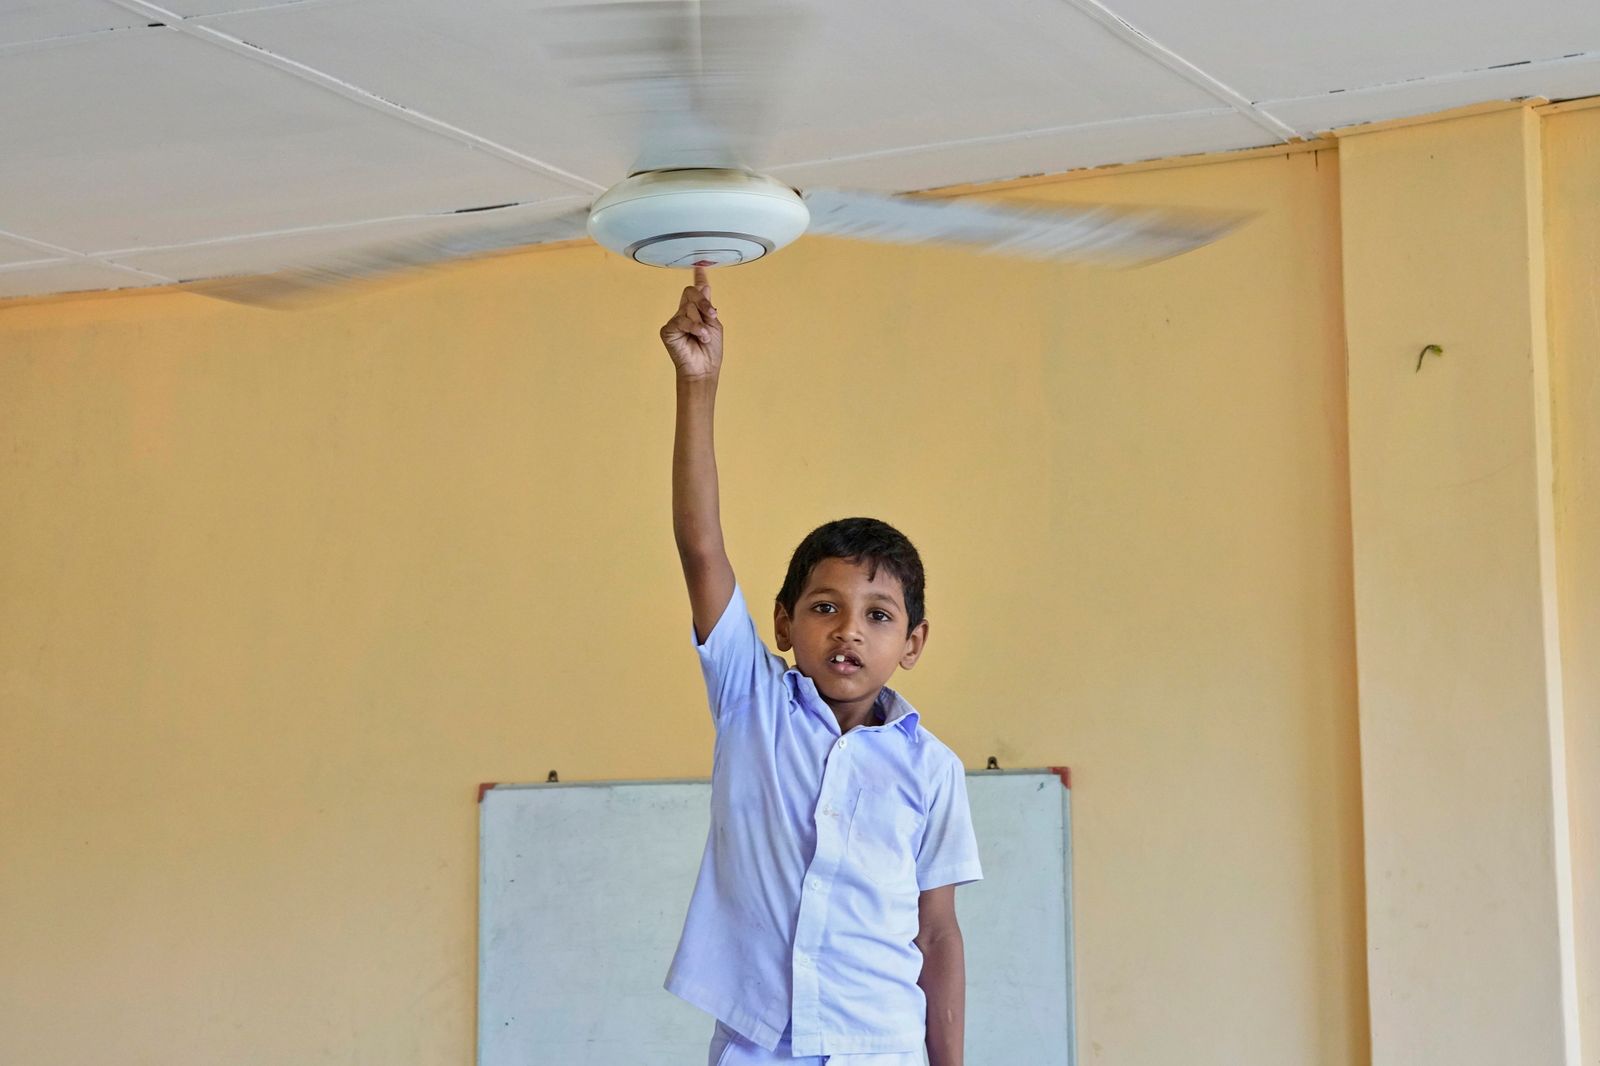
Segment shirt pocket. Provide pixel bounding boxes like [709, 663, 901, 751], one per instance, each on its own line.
[846, 787, 921, 888]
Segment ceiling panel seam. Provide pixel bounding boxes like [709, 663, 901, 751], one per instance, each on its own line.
[75, 261, 175, 284]
[1254, 48, 1600, 112]
[0, 258, 73, 274]
[88, 196, 595, 259]
[0, 229, 177, 284]
[768, 107, 1243, 173]
[1057, 0, 1298, 140]
[0, 260, 175, 286]
[184, 0, 344, 20]
[0, 25, 151, 56]
[0, 231, 85, 258]
[102, 0, 608, 195]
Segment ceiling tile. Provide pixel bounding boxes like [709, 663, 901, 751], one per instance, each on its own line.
[0, 1, 149, 48]
[1103, 0, 1600, 102]
[204, 0, 1228, 185]
[205, 0, 639, 181]
[762, 0, 1231, 168]
[0, 28, 585, 252]
[769, 110, 1270, 192]
[0, 260, 160, 299]
[110, 199, 592, 281]
[1261, 54, 1600, 136]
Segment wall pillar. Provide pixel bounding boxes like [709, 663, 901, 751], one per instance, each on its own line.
[1337, 103, 1579, 1066]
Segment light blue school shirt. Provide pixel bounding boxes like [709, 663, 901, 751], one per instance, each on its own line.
[663, 584, 984, 1057]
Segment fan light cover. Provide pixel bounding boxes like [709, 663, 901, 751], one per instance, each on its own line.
[586, 169, 810, 267]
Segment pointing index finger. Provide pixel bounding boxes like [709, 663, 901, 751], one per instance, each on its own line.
[693, 265, 709, 293]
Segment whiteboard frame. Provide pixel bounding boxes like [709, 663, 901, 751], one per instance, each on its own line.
[477, 768, 1076, 1065]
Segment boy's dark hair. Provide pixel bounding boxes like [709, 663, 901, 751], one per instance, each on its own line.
[776, 517, 926, 632]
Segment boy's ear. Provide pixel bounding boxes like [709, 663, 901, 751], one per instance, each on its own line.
[773, 602, 793, 652]
[899, 618, 930, 670]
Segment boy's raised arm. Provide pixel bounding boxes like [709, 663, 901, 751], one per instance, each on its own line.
[662, 267, 736, 643]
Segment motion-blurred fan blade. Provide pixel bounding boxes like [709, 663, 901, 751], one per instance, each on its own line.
[535, 0, 810, 174]
[802, 188, 1247, 266]
[187, 205, 593, 308]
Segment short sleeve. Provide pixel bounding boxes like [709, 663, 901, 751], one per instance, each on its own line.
[915, 754, 984, 891]
[692, 583, 781, 728]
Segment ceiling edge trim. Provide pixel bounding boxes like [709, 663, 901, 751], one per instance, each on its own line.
[917, 136, 1336, 198]
[1536, 95, 1600, 116]
[1330, 98, 1545, 139]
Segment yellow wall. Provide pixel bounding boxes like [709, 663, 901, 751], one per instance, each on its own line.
[1546, 99, 1600, 1064]
[4, 146, 1360, 1065]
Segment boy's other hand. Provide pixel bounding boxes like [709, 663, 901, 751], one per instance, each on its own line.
[660, 266, 723, 381]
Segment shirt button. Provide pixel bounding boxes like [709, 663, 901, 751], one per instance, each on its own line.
[837, 738, 848, 749]
[811, 878, 822, 890]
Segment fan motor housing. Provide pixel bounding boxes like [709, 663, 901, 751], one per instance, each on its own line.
[587, 169, 810, 268]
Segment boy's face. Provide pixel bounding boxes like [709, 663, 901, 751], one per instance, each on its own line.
[773, 556, 929, 717]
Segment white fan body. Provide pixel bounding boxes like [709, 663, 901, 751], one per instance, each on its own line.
[586, 169, 810, 267]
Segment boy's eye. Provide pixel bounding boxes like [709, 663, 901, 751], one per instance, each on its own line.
[811, 603, 836, 614]
[869, 610, 892, 623]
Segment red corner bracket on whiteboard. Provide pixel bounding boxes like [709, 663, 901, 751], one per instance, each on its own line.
[477, 782, 499, 803]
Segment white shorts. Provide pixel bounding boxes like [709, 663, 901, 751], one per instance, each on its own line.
[708, 1022, 927, 1066]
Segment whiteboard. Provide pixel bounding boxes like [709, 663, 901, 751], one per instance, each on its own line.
[478, 770, 1075, 1065]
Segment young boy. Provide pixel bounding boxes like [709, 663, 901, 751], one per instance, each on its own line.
[658, 268, 983, 1066]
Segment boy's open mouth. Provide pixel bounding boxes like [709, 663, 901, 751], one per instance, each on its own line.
[826, 651, 863, 673]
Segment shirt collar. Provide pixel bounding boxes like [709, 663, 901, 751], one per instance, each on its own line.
[877, 686, 923, 738]
[783, 669, 921, 740]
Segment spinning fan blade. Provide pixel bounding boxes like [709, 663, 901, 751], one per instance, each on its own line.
[535, 0, 810, 174]
[802, 188, 1247, 266]
[186, 205, 593, 308]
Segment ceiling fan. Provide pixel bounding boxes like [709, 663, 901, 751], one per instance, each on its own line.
[195, 0, 1246, 306]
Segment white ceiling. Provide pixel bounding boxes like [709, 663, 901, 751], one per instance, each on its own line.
[2, 0, 1598, 300]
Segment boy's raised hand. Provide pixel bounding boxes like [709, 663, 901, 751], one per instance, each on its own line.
[665, 265, 734, 642]
[660, 266, 723, 380]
